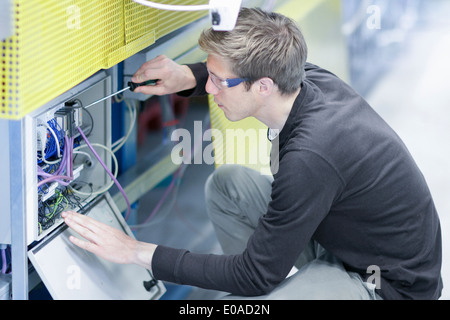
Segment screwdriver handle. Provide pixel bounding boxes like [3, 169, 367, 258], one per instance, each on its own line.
[128, 79, 159, 92]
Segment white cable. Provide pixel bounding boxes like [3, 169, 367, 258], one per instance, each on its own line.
[41, 157, 62, 165]
[131, 0, 211, 11]
[46, 123, 61, 158]
[112, 99, 137, 153]
[36, 123, 62, 165]
[73, 150, 93, 165]
[38, 123, 61, 159]
[70, 143, 118, 196]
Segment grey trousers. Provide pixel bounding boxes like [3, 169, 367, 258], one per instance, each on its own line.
[204, 164, 381, 300]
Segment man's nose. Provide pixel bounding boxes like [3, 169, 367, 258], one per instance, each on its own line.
[205, 76, 219, 95]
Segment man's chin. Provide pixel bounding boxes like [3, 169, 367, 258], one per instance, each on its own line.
[219, 108, 245, 122]
[223, 113, 241, 122]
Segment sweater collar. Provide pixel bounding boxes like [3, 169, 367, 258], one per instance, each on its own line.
[273, 82, 307, 148]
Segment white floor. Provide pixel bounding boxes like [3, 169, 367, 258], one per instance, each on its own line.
[365, 6, 450, 299]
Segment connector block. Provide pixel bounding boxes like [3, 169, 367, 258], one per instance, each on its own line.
[54, 102, 82, 138]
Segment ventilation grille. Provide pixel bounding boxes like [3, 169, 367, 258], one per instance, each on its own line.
[1, 0, 207, 119]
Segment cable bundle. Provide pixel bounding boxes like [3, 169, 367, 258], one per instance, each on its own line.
[36, 99, 135, 236]
[37, 135, 75, 190]
[37, 119, 65, 165]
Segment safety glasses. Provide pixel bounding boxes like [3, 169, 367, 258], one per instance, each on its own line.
[208, 71, 250, 90]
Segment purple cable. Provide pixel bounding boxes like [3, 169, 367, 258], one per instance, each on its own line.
[133, 166, 181, 230]
[1, 249, 7, 274]
[54, 135, 69, 176]
[37, 136, 74, 188]
[77, 127, 131, 221]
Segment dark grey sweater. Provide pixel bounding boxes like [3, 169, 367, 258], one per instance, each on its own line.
[152, 62, 443, 300]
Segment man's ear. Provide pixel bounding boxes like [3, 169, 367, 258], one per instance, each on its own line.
[254, 77, 275, 97]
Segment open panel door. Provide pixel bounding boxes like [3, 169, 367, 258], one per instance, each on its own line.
[28, 193, 165, 300]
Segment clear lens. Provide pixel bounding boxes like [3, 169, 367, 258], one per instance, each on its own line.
[209, 72, 227, 90]
[208, 71, 246, 90]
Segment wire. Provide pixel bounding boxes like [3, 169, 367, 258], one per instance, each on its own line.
[70, 143, 118, 196]
[81, 103, 95, 137]
[130, 111, 211, 229]
[111, 99, 137, 153]
[132, 0, 211, 11]
[37, 136, 74, 188]
[47, 121, 61, 158]
[77, 127, 131, 221]
[131, 167, 181, 230]
[1, 248, 7, 274]
[37, 119, 64, 164]
[38, 189, 71, 232]
[62, 187, 88, 211]
[73, 150, 93, 166]
[37, 123, 58, 161]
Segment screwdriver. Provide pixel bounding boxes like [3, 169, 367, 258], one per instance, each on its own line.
[84, 79, 159, 109]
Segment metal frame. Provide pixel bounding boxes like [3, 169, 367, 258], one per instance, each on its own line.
[9, 119, 28, 300]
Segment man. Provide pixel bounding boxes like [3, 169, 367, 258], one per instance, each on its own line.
[63, 8, 442, 300]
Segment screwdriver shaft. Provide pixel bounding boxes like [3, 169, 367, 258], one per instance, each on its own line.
[84, 86, 130, 109]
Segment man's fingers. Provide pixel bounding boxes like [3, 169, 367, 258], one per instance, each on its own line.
[132, 55, 166, 82]
[68, 235, 107, 260]
[133, 82, 168, 95]
[132, 67, 164, 84]
[62, 211, 102, 243]
[63, 211, 104, 232]
[69, 235, 96, 252]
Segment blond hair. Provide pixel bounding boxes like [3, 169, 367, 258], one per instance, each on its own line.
[199, 7, 308, 95]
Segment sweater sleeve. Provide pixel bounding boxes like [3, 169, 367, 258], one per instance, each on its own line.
[177, 63, 209, 97]
[151, 149, 344, 296]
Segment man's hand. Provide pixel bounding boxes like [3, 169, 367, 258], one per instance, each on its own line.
[62, 211, 157, 271]
[131, 55, 197, 96]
